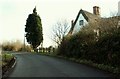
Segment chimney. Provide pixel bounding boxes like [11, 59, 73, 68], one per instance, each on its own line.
[93, 6, 100, 16]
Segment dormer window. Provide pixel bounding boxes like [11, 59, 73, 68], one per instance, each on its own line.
[79, 20, 84, 26]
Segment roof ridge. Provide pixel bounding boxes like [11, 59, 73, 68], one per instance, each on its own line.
[68, 9, 100, 35]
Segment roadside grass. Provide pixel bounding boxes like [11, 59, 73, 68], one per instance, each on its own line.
[68, 58, 120, 75]
[1, 52, 16, 76]
[2, 53, 14, 67]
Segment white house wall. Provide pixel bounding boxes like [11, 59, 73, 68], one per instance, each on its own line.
[73, 13, 88, 34]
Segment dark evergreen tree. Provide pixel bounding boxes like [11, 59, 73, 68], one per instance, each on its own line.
[25, 7, 43, 51]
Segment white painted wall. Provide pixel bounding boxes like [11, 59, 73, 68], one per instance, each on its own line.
[118, 1, 120, 16]
[72, 13, 88, 34]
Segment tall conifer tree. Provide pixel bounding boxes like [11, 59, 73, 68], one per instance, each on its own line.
[25, 7, 43, 51]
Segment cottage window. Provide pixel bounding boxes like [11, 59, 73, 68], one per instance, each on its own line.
[79, 20, 84, 26]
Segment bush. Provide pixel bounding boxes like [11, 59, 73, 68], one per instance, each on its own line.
[2, 53, 14, 67]
[58, 22, 120, 70]
[2, 54, 14, 62]
[1, 40, 32, 52]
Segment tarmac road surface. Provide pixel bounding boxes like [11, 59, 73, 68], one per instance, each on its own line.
[7, 52, 112, 78]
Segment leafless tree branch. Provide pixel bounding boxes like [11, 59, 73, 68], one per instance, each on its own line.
[52, 20, 70, 46]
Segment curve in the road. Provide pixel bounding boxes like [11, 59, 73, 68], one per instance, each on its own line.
[8, 53, 112, 78]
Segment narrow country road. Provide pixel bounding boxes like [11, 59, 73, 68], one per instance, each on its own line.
[8, 52, 112, 78]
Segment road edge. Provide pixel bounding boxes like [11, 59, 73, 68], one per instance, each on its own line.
[2, 57, 17, 78]
[39, 53, 119, 79]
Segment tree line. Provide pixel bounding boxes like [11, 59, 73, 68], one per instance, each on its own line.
[1, 40, 32, 52]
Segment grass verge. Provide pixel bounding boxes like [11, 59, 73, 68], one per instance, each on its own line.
[2, 53, 14, 66]
[1, 53, 16, 76]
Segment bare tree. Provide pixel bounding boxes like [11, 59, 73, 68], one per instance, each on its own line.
[52, 20, 70, 46]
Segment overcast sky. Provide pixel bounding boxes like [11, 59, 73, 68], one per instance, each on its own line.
[0, 0, 120, 47]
